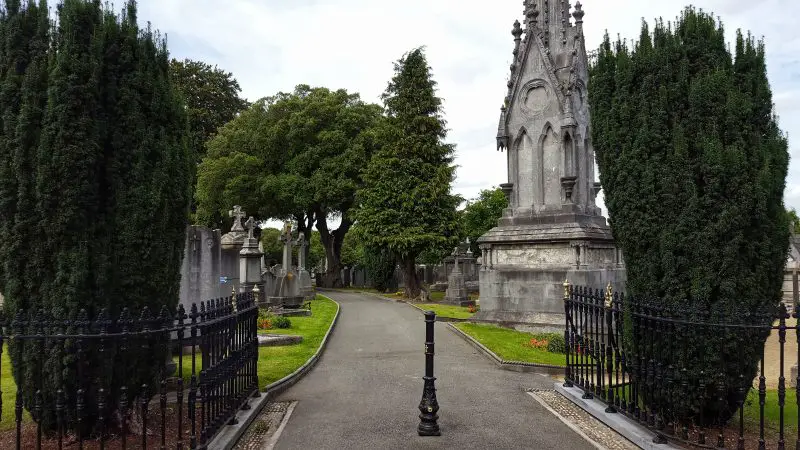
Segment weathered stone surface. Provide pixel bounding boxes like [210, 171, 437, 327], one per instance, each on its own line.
[179, 226, 224, 312]
[477, 2, 626, 326]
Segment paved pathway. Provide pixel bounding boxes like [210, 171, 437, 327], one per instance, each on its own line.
[273, 291, 594, 450]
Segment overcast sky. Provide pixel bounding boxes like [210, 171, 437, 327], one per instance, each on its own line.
[132, 0, 799, 218]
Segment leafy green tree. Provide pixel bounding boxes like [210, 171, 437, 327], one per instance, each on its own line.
[460, 187, 507, 256]
[590, 7, 789, 424]
[260, 227, 324, 270]
[196, 85, 382, 287]
[170, 58, 248, 214]
[353, 47, 460, 298]
[0, 0, 190, 434]
[788, 208, 800, 234]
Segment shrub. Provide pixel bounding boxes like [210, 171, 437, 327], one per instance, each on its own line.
[272, 315, 292, 329]
[545, 334, 566, 354]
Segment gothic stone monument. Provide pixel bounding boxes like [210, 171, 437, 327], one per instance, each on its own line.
[476, 1, 625, 330]
[220, 205, 248, 292]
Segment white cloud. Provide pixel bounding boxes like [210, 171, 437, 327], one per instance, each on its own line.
[133, 0, 800, 214]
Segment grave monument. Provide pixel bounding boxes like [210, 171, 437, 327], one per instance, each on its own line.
[476, 1, 625, 329]
[220, 205, 248, 292]
[444, 240, 474, 307]
[239, 216, 264, 301]
[267, 222, 304, 309]
[296, 232, 315, 300]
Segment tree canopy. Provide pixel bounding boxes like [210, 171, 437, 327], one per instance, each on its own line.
[353, 47, 460, 297]
[196, 85, 383, 286]
[590, 7, 789, 424]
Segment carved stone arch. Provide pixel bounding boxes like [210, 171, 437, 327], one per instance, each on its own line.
[562, 129, 575, 176]
[510, 127, 530, 208]
[537, 122, 561, 208]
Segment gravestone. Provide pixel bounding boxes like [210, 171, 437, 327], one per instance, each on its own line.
[239, 216, 265, 303]
[267, 222, 304, 308]
[296, 232, 315, 300]
[179, 225, 223, 313]
[444, 244, 473, 306]
[220, 205, 248, 293]
[477, 2, 626, 328]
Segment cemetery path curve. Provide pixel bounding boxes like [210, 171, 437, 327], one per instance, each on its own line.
[272, 291, 595, 450]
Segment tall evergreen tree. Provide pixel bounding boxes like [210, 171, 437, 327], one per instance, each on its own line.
[590, 8, 789, 424]
[353, 48, 460, 298]
[0, 0, 190, 434]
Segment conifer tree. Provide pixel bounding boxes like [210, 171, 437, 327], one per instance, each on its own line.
[353, 48, 460, 298]
[0, 0, 190, 434]
[590, 8, 789, 423]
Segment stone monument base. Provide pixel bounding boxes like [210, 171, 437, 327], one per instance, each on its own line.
[267, 296, 304, 309]
[475, 266, 625, 332]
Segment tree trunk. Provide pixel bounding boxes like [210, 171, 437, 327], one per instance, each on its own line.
[402, 255, 421, 299]
[316, 211, 352, 288]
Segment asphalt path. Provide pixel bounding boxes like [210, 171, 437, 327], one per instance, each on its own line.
[274, 291, 594, 450]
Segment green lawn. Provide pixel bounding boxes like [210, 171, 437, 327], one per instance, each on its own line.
[454, 323, 566, 366]
[742, 388, 798, 437]
[416, 303, 474, 320]
[256, 295, 338, 388]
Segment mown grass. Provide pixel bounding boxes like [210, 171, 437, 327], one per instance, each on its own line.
[255, 295, 338, 388]
[416, 303, 475, 320]
[454, 323, 565, 366]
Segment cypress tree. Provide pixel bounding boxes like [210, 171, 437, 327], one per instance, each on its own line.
[0, 0, 190, 434]
[354, 47, 460, 298]
[590, 7, 789, 424]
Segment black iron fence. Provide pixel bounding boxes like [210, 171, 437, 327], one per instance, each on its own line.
[0, 291, 259, 449]
[564, 283, 800, 449]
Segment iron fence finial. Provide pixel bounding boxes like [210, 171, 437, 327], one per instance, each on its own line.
[563, 279, 570, 298]
[605, 282, 613, 308]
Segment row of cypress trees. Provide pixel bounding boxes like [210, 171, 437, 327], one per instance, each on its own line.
[0, 0, 190, 433]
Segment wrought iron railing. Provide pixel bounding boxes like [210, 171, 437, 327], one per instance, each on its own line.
[0, 291, 258, 449]
[564, 283, 799, 448]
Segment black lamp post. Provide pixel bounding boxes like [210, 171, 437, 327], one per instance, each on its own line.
[417, 311, 441, 436]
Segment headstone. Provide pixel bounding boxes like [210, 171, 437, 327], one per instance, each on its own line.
[296, 232, 315, 300]
[179, 225, 224, 313]
[267, 222, 304, 309]
[444, 243, 472, 306]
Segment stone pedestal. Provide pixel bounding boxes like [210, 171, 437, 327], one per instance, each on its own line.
[239, 216, 265, 303]
[444, 268, 471, 307]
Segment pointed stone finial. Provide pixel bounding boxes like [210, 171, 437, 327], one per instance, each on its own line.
[512, 19, 523, 40]
[572, 1, 584, 23]
[524, 0, 538, 28]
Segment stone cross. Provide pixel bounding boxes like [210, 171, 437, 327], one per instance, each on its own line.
[244, 216, 256, 240]
[279, 222, 294, 270]
[296, 232, 307, 270]
[451, 246, 461, 274]
[229, 205, 246, 232]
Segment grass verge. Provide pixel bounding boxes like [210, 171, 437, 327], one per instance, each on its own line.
[454, 323, 565, 366]
[256, 294, 338, 389]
